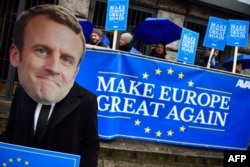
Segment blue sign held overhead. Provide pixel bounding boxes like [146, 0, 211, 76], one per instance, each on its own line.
[105, 0, 129, 30]
[177, 28, 199, 64]
[203, 16, 228, 50]
[227, 19, 249, 47]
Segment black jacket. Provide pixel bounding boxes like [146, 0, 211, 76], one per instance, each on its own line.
[0, 83, 100, 167]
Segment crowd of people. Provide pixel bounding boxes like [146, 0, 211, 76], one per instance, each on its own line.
[0, 4, 247, 167]
[88, 30, 245, 75]
[88, 29, 174, 60]
[0, 5, 188, 166]
[88, 29, 246, 74]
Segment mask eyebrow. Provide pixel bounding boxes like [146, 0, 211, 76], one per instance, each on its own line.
[31, 44, 52, 53]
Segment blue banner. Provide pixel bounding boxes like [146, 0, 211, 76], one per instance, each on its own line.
[227, 19, 249, 47]
[177, 28, 199, 64]
[76, 48, 250, 150]
[105, 0, 129, 30]
[203, 16, 228, 50]
[0, 142, 80, 167]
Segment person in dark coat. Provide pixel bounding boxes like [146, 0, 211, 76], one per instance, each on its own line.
[198, 48, 220, 68]
[118, 32, 142, 54]
[209, 49, 220, 68]
[149, 42, 167, 59]
[0, 4, 99, 167]
[89, 28, 106, 47]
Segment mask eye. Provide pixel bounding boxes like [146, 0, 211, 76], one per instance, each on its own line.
[61, 56, 75, 66]
[35, 47, 48, 58]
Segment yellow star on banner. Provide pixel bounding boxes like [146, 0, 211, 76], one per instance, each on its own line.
[180, 125, 186, 132]
[155, 68, 162, 75]
[142, 72, 149, 79]
[167, 130, 174, 136]
[144, 126, 151, 133]
[178, 72, 184, 79]
[156, 130, 162, 137]
[25, 161, 29, 166]
[17, 157, 21, 162]
[167, 68, 174, 75]
[188, 80, 194, 87]
[3, 163, 7, 167]
[134, 119, 141, 126]
[8, 158, 13, 163]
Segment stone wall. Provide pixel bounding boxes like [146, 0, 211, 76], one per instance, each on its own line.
[98, 139, 223, 167]
[0, 100, 224, 167]
[58, 0, 90, 18]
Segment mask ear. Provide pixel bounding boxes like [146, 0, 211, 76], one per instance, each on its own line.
[9, 44, 20, 67]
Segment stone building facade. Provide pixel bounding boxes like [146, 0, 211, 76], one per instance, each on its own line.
[1, 0, 250, 166]
[59, 0, 250, 73]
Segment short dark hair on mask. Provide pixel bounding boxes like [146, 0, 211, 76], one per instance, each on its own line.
[13, 4, 86, 65]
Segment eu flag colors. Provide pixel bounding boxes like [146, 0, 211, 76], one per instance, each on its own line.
[76, 48, 250, 150]
[0, 142, 80, 167]
[227, 19, 249, 47]
[203, 16, 228, 50]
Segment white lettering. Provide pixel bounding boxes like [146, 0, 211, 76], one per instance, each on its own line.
[165, 105, 228, 127]
[97, 76, 155, 98]
[236, 79, 250, 89]
[159, 86, 230, 110]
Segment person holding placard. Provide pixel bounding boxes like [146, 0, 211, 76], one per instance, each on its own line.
[0, 4, 100, 167]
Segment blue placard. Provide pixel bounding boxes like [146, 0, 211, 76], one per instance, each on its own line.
[227, 19, 249, 47]
[177, 28, 199, 64]
[105, 0, 129, 30]
[203, 16, 228, 50]
[0, 142, 80, 167]
[76, 48, 250, 151]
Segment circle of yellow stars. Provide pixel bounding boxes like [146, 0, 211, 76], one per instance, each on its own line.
[2, 157, 29, 167]
[142, 67, 195, 88]
[138, 66, 192, 138]
[134, 119, 186, 138]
